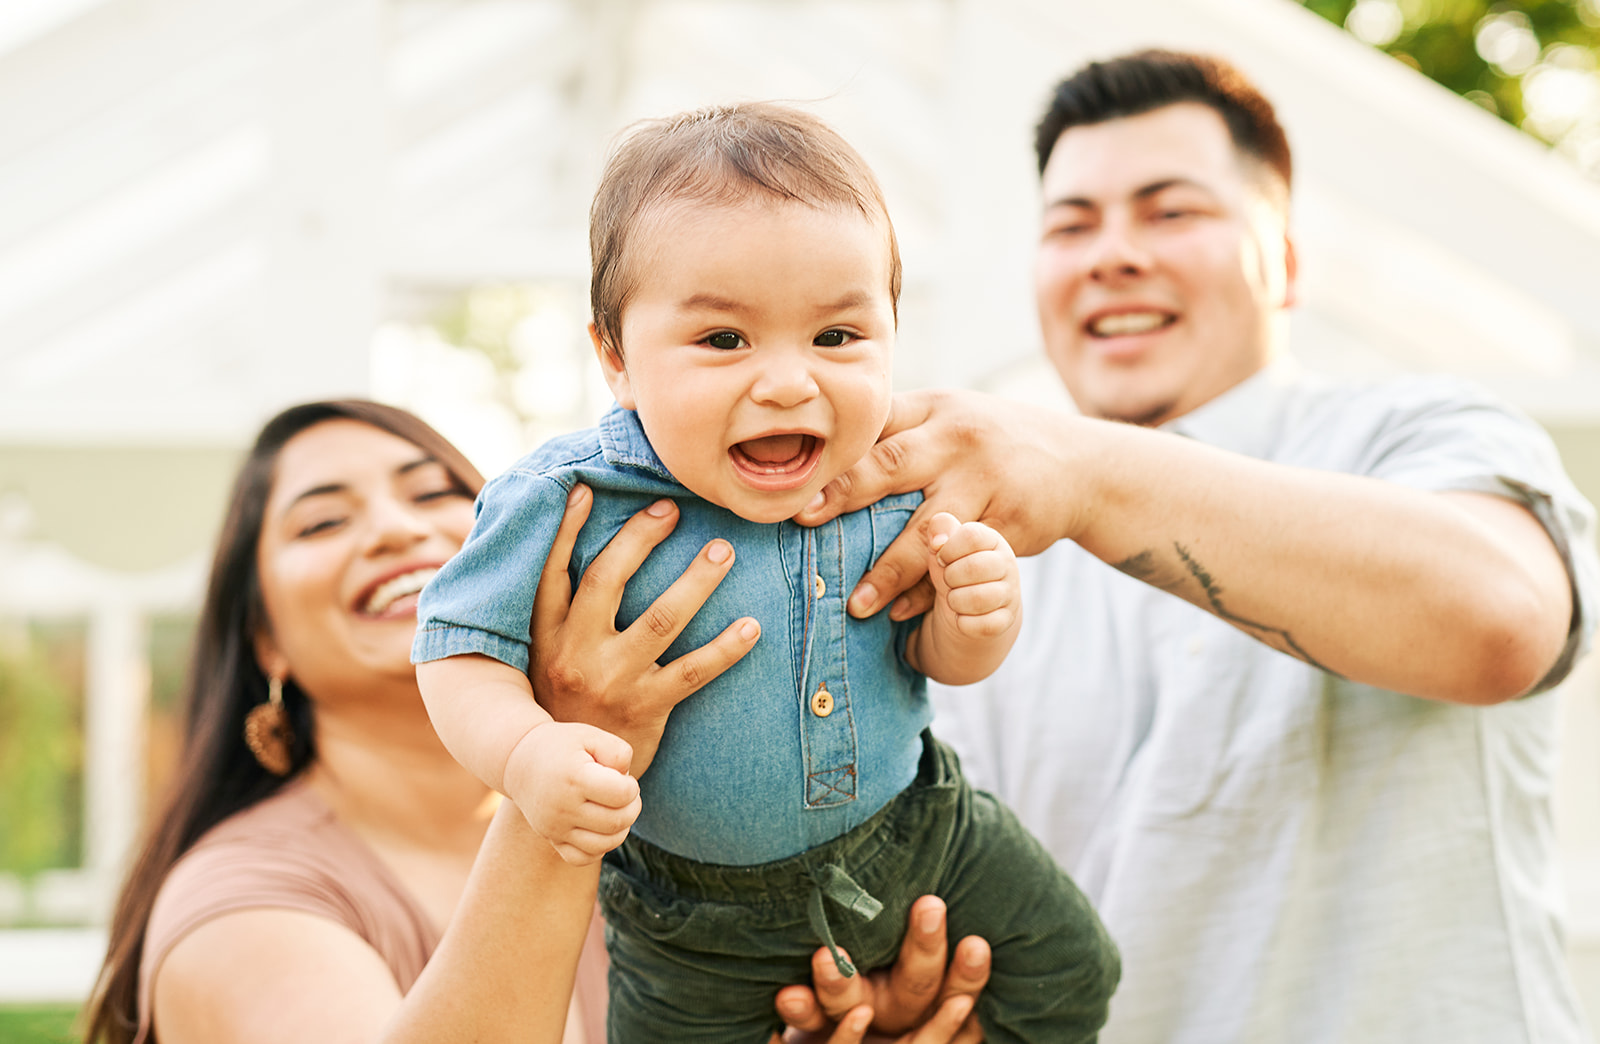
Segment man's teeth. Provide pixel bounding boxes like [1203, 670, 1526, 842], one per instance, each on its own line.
[364, 568, 437, 613]
[1090, 312, 1170, 337]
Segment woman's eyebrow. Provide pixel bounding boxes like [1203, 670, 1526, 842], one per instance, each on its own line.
[397, 455, 440, 477]
[285, 482, 348, 510]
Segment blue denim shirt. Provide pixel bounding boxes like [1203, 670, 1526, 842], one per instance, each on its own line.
[413, 405, 930, 865]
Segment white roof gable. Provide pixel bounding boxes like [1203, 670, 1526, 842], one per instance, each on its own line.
[0, 0, 1596, 446]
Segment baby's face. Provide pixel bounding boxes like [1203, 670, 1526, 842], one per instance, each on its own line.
[598, 198, 896, 523]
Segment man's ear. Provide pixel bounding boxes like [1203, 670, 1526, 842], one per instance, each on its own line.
[590, 322, 636, 409]
[1281, 234, 1299, 310]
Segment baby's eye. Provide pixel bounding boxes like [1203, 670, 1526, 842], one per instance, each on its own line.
[705, 331, 745, 350]
[814, 330, 853, 348]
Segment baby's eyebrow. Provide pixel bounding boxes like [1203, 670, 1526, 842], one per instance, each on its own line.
[678, 292, 747, 314]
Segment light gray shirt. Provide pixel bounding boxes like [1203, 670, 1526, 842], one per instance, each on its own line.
[933, 360, 1599, 1044]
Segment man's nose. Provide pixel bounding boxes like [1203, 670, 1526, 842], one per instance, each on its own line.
[1085, 215, 1151, 282]
[750, 349, 820, 408]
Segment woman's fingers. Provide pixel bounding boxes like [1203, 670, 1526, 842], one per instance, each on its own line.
[656, 614, 761, 700]
[533, 483, 596, 630]
[562, 497, 681, 638]
[609, 535, 732, 661]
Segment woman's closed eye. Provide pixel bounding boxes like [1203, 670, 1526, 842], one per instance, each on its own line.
[296, 515, 346, 539]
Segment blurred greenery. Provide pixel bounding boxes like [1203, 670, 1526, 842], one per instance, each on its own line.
[0, 621, 85, 885]
[1297, 0, 1600, 175]
[0, 1004, 79, 1043]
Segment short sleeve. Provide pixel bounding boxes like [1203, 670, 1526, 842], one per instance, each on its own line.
[1355, 379, 1599, 691]
[411, 468, 571, 671]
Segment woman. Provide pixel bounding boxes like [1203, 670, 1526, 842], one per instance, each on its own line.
[83, 400, 986, 1044]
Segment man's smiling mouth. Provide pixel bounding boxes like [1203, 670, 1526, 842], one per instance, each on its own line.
[1087, 311, 1176, 337]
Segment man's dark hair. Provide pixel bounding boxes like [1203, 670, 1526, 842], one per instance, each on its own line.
[1034, 50, 1292, 196]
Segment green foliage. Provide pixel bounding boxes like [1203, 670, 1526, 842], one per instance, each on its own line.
[0, 623, 85, 880]
[1296, 0, 1600, 155]
[0, 1004, 80, 1044]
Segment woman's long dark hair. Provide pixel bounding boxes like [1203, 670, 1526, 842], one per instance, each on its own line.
[83, 401, 483, 1044]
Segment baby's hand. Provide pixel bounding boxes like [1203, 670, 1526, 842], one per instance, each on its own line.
[504, 721, 640, 866]
[926, 512, 1020, 640]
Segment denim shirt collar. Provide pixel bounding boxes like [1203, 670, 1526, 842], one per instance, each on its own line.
[599, 403, 684, 487]
[1161, 353, 1301, 458]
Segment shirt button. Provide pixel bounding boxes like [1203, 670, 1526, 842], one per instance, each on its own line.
[811, 683, 834, 717]
[813, 573, 826, 598]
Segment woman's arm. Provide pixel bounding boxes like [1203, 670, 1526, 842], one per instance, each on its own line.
[151, 802, 594, 1044]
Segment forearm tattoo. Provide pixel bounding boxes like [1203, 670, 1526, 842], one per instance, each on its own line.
[1114, 543, 1337, 676]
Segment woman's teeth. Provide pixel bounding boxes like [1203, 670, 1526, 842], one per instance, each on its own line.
[363, 568, 437, 614]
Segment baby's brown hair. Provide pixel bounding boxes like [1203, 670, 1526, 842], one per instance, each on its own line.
[589, 102, 902, 356]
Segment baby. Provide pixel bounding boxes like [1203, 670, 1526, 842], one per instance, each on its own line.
[414, 103, 1118, 1043]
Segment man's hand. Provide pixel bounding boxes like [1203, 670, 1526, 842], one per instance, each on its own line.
[531, 484, 761, 775]
[793, 389, 1082, 622]
[503, 720, 640, 866]
[775, 895, 991, 1043]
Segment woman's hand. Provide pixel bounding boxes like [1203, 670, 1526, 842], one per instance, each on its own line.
[775, 896, 991, 1043]
[530, 484, 760, 775]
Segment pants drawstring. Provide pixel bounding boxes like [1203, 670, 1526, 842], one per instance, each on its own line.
[805, 863, 885, 978]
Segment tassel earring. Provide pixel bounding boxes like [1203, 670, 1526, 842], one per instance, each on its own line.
[244, 675, 294, 776]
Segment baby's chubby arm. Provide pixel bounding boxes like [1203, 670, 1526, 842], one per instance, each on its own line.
[901, 513, 1021, 687]
[415, 655, 640, 866]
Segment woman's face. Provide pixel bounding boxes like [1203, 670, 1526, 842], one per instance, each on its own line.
[254, 419, 475, 702]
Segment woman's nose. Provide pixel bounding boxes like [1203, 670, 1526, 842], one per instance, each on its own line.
[362, 495, 431, 555]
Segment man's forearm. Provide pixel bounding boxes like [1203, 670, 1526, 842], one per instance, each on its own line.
[1066, 419, 1573, 703]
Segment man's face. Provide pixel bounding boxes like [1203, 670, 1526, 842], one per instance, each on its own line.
[1034, 102, 1295, 426]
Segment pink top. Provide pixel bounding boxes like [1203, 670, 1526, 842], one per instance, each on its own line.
[134, 780, 439, 1043]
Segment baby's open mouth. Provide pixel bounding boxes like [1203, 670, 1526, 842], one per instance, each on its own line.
[729, 434, 823, 491]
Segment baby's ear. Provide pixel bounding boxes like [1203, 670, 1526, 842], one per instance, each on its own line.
[589, 322, 636, 409]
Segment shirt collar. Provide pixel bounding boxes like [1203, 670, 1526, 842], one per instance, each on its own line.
[1161, 354, 1302, 457]
[598, 403, 680, 484]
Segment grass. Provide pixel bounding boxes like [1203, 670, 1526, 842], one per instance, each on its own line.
[0, 1004, 80, 1043]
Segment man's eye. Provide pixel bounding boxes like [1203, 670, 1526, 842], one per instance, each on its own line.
[705, 331, 744, 350]
[814, 330, 852, 348]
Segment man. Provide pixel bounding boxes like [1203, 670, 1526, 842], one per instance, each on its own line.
[792, 50, 1599, 1042]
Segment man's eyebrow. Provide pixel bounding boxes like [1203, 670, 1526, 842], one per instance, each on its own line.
[1044, 177, 1215, 211]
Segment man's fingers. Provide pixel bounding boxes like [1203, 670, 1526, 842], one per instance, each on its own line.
[565, 498, 680, 635]
[796, 391, 941, 526]
[617, 537, 738, 666]
[849, 520, 935, 618]
[774, 986, 831, 1035]
[658, 616, 761, 701]
[878, 896, 949, 1026]
[810, 945, 871, 1020]
[906, 994, 977, 1044]
[888, 577, 937, 623]
[938, 935, 991, 1007]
